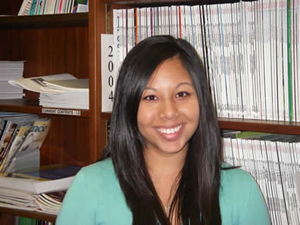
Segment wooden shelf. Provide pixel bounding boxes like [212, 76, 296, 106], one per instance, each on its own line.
[0, 99, 90, 117]
[218, 117, 300, 135]
[0, 13, 88, 29]
[0, 207, 56, 223]
[101, 112, 112, 120]
[103, 0, 239, 6]
[101, 113, 300, 135]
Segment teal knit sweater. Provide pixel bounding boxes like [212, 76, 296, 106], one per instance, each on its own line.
[56, 158, 271, 225]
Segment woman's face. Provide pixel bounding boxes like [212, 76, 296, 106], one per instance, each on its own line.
[137, 57, 200, 156]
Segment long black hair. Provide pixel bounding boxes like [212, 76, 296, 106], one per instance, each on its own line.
[102, 35, 222, 225]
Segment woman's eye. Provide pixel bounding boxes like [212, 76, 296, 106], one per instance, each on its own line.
[143, 95, 157, 101]
[176, 92, 190, 98]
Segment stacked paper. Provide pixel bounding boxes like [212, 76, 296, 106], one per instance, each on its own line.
[0, 188, 65, 215]
[0, 61, 25, 99]
[9, 73, 89, 109]
[0, 188, 38, 212]
[0, 164, 80, 215]
[35, 191, 66, 215]
[39, 78, 89, 109]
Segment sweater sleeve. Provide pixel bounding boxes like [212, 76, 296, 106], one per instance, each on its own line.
[237, 173, 271, 225]
[56, 169, 95, 225]
[220, 167, 272, 225]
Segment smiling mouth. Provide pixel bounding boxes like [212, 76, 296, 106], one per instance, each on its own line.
[157, 125, 182, 134]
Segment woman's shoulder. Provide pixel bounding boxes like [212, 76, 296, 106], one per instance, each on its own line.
[220, 164, 271, 224]
[220, 163, 255, 185]
[220, 163, 259, 200]
[78, 158, 116, 183]
[82, 157, 114, 172]
[219, 163, 264, 208]
[70, 157, 121, 196]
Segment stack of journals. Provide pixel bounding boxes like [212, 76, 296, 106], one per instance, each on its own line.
[9, 73, 89, 109]
[0, 164, 81, 215]
[0, 112, 51, 173]
[222, 132, 300, 225]
[0, 61, 25, 100]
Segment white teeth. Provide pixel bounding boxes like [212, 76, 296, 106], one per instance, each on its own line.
[158, 125, 182, 134]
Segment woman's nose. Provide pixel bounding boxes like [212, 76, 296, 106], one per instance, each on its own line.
[159, 100, 179, 120]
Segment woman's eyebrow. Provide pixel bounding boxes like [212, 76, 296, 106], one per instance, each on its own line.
[144, 82, 193, 91]
[143, 87, 157, 91]
[176, 82, 194, 88]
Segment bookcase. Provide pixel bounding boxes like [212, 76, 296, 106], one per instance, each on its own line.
[0, 0, 107, 223]
[0, 0, 299, 224]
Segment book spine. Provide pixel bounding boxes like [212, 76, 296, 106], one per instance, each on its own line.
[180, 6, 186, 40]
[36, 0, 42, 14]
[64, 0, 70, 14]
[287, 0, 293, 121]
[178, 6, 182, 38]
[135, 8, 138, 43]
[34, 0, 41, 14]
[146, 7, 151, 38]
[164, 6, 170, 36]
[2, 126, 31, 173]
[69, 0, 75, 13]
[139, 8, 146, 42]
[113, 9, 122, 82]
[23, 0, 34, 15]
[58, 0, 63, 13]
[18, 0, 31, 15]
[40, 0, 47, 14]
[127, 8, 134, 53]
[62, 0, 68, 13]
[49, 0, 57, 14]
[72, 0, 77, 13]
[188, 6, 194, 46]
[29, 0, 38, 15]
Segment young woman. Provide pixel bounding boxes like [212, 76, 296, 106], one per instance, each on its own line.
[56, 36, 270, 225]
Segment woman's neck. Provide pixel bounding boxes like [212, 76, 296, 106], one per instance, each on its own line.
[144, 147, 187, 178]
[144, 148, 187, 206]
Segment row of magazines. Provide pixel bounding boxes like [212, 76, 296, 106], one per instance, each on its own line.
[112, 0, 300, 122]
